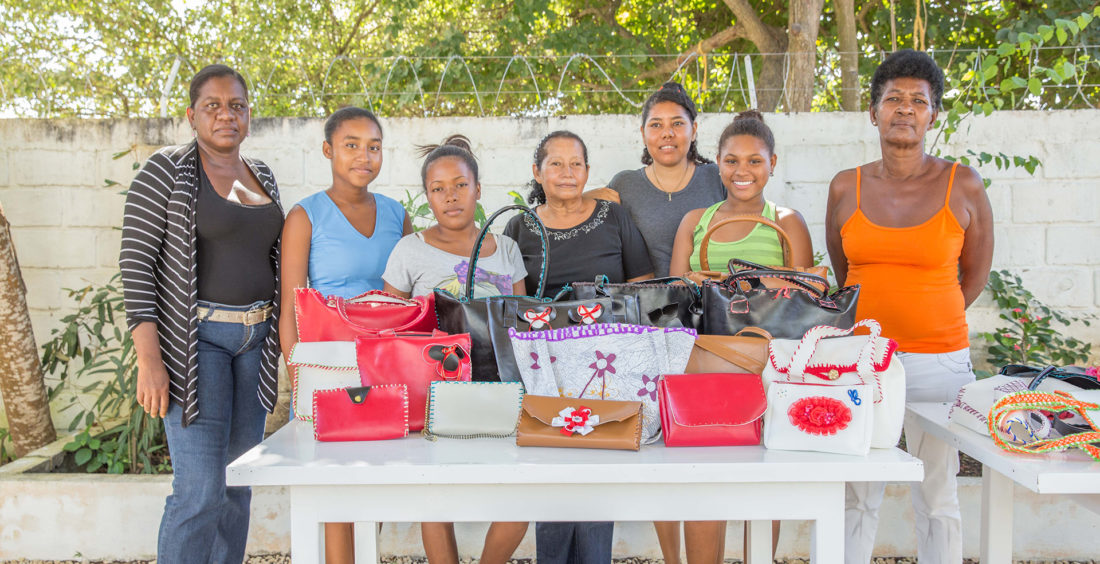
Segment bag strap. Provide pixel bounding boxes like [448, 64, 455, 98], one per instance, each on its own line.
[343, 290, 418, 306]
[734, 326, 773, 340]
[721, 268, 828, 298]
[468, 205, 549, 299]
[783, 319, 883, 382]
[988, 390, 1100, 461]
[699, 215, 792, 270]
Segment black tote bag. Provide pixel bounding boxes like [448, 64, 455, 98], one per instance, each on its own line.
[569, 275, 702, 329]
[435, 205, 550, 382]
[700, 267, 859, 338]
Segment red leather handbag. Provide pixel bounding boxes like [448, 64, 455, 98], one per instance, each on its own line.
[658, 373, 766, 447]
[294, 288, 438, 342]
[312, 385, 409, 442]
[355, 331, 472, 431]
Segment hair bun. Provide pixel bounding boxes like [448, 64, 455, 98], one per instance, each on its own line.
[660, 81, 687, 95]
[442, 134, 473, 153]
[734, 109, 765, 123]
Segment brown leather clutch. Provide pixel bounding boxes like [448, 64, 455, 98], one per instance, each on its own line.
[516, 395, 643, 451]
[685, 327, 771, 375]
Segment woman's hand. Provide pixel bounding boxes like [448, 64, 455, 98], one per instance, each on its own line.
[583, 187, 620, 203]
[132, 322, 170, 418]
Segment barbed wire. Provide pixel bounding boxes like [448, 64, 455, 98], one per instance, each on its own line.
[2, 46, 1097, 118]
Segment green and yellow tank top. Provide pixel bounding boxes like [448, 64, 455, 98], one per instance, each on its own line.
[689, 200, 784, 271]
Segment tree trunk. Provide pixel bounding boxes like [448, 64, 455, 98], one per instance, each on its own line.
[722, 0, 787, 111]
[836, 0, 860, 111]
[0, 206, 56, 457]
[785, 0, 826, 112]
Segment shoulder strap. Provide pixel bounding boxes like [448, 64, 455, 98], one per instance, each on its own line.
[855, 166, 862, 208]
[945, 161, 960, 205]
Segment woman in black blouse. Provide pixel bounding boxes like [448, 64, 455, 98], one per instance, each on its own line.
[120, 64, 283, 564]
[504, 130, 653, 299]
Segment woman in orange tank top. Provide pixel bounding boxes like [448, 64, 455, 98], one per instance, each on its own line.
[825, 50, 993, 564]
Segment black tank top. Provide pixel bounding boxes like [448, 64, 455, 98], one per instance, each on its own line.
[195, 161, 283, 305]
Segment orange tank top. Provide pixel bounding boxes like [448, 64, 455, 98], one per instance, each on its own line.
[840, 163, 968, 353]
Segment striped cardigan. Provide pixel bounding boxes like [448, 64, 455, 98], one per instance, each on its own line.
[120, 142, 283, 427]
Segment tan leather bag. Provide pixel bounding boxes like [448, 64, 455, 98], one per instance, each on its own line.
[516, 395, 643, 451]
[684, 327, 772, 375]
[685, 215, 830, 292]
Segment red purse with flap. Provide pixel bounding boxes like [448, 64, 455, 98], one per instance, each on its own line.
[355, 330, 473, 432]
[312, 384, 409, 442]
[658, 373, 766, 447]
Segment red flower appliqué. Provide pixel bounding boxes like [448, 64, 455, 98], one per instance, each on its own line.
[788, 397, 852, 436]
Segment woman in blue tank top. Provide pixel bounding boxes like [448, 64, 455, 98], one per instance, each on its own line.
[278, 107, 411, 564]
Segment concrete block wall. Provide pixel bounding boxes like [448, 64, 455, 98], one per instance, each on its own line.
[0, 112, 1097, 420]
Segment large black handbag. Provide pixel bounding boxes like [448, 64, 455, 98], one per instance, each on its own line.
[569, 275, 702, 329]
[700, 267, 859, 338]
[435, 205, 551, 382]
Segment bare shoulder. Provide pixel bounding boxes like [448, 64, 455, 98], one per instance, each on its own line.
[679, 206, 707, 227]
[828, 167, 860, 196]
[948, 162, 987, 199]
[775, 205, 808, 225]
[283, 205, 312, 233]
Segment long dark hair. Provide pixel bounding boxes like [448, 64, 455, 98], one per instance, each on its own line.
[639, 81, 712, 166]
[527, 130, 589, 205]
[416, 134, 479, 188]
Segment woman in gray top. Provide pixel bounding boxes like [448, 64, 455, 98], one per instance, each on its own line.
[591, 82, 725, 278]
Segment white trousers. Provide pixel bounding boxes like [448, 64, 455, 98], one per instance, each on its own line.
[844, 348, 975, 564]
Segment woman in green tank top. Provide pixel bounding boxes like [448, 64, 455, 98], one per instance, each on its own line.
[668, 109, 815, 560]
[670, 110, 814, 279]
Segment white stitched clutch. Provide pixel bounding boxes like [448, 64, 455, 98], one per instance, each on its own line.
[424, 381, 525, 439]
[288, 341, 359, 421]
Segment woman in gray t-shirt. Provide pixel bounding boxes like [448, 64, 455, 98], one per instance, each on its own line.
[596, 81, 726, 278]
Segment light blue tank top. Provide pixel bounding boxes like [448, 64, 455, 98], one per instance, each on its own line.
[298, 191, 406, 298]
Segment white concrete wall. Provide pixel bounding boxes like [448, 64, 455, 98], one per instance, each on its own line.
[0, 111, 1097, 420]
[3, 475, 1100, 560]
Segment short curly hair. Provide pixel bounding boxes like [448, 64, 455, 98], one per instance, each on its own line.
[870, 49, 945, 110]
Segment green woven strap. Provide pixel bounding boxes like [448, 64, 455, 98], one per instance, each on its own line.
[987, 390, 1100, 461]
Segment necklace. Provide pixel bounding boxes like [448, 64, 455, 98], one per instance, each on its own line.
[649, 163, 693, 202]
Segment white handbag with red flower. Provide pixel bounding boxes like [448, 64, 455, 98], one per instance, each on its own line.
[762, 319, 905, 454]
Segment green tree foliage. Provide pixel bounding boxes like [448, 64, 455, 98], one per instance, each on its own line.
[1, 1, 1096, 115]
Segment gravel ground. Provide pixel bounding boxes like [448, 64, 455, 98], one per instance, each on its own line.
[7, 557, 1097, 564]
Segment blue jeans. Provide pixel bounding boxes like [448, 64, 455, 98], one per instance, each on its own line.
[158, 300, 272, 564]
[536, 521, 614, 564]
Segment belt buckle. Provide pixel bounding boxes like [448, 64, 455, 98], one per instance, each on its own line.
[243, 307, 268, 326]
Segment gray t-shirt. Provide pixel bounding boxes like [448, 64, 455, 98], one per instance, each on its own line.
[382, 232, 528, 299]
[607, 162, 726, 278]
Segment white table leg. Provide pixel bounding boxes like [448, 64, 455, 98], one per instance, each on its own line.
[745, 520, 773, 564]
[809, 484, 844, 564]
[353, 521, 380, 564]
[981, 465, 1014, 564]
[290, 488, 322, 564]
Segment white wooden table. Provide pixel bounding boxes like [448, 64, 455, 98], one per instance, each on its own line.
[906, 402, 1100, 563]
[227, 420, 923, 564]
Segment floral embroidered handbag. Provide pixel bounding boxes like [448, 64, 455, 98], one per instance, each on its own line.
[508, 323, 697, 444]
[355, 330, 472, 432]
[434, 205, 551, 382]
[487, 292, 641, 383]
[287, 341, 360, 421]
[294, 288, 437, 342]
[763, 319, 904, 453]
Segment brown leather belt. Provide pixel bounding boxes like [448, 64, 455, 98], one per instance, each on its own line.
[197, 303, 274, 326]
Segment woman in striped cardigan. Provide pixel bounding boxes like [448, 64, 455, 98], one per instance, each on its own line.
[120, 64, 284, 564]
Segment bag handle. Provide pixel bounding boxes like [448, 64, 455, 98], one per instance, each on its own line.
[342, 290, 419, 306]
[734, 326, 773, 340]
[722, 268, 829, 298]
[988, 390, 1100, 461]
[782, 319, 883, 383]
[333, 295, 426, 332]
[467, 205, 549, 299]
[699, 215, 792, 270]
